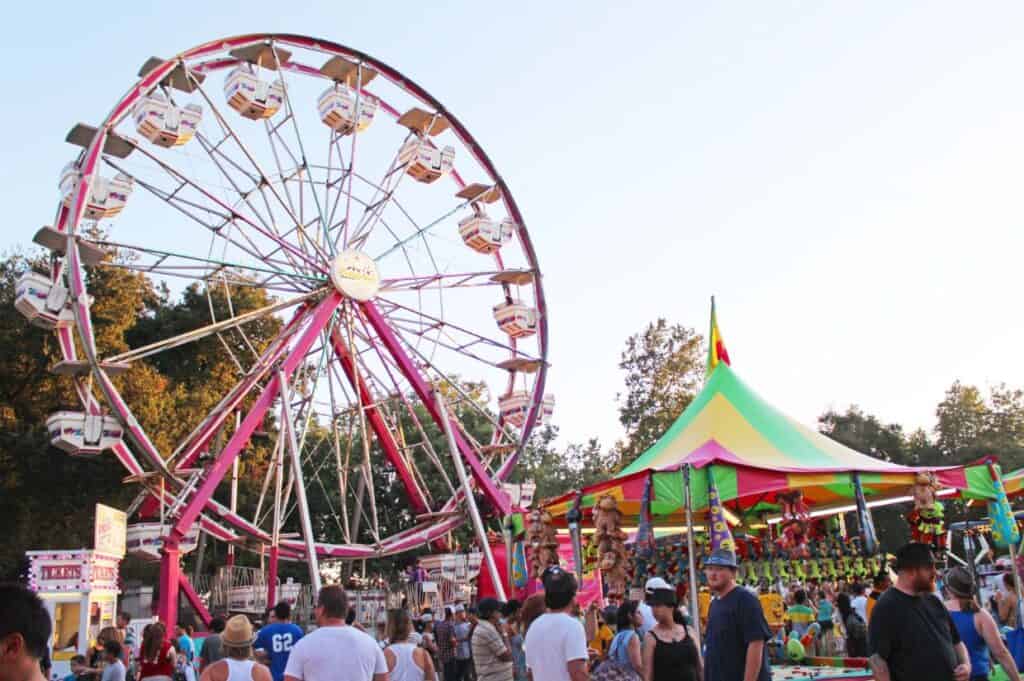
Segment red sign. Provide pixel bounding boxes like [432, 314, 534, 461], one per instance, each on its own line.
[92, 565, 117, 583]
[41, 565, 82, 581]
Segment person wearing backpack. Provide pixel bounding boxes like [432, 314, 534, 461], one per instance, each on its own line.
[837, 593, 868, 657]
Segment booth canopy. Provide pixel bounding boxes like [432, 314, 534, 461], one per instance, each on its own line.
[1004, 467, 1024, 498]
[545, 362, 999, 525]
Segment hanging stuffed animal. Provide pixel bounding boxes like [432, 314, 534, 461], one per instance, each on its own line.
[908, 471, 946, 553]
[526, 508, 561, 579]
[590, 494, 628, 598]
[776, 491, 811, 558]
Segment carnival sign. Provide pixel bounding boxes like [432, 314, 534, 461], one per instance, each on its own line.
[94, 503, 127, 558]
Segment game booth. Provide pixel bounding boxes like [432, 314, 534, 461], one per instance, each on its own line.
[28, 505, 128, 681]
[539, 324, 1013, 681]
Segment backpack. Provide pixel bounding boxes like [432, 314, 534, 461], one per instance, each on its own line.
[845, 612, 867, 641]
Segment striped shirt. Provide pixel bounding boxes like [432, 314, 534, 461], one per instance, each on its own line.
[471, 621, 512, 681]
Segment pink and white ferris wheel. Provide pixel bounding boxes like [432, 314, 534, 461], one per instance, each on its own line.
[17, 34, 550, 624]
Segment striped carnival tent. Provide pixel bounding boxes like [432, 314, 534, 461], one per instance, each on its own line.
[544, 317, 1001, 527]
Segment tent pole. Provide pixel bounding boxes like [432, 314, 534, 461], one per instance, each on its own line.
[567, 493, 585, 589]
[683, 464, 702, 647]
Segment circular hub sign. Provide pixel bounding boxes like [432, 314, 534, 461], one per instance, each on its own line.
[329, 250, 381, 301]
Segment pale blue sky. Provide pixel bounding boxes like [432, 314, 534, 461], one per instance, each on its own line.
[4, 2, 1024, 450]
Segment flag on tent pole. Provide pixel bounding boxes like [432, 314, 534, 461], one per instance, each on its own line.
[707, 296, 731, 375]
[707, 465, 736, 553]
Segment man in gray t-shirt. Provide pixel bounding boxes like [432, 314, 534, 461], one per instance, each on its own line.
[101, 642, 126, 681]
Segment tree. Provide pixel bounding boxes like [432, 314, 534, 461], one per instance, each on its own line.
[616, 319, 703, 464]
[818, 406, 910, 464]
[935, 381, 989, 459]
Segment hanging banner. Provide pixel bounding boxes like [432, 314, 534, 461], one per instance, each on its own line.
[707, 466, 735, 553]
[988, 463, 1020, 549]
[852, 472, 879, 555]
[94, 504, 127, 558]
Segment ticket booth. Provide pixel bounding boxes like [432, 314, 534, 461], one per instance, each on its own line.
[27, 549, 122, 679]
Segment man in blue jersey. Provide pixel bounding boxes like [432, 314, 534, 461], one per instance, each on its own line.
[255, 602, 304, 681]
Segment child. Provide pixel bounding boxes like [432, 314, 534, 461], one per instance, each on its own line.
[65, 655, 88, 681]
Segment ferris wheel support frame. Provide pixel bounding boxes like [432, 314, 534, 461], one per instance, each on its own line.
[157, 291, 342, 627]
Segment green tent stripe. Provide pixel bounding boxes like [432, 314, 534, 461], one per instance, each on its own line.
[713, 464, 739, 501]
[964, 464, 996, 500]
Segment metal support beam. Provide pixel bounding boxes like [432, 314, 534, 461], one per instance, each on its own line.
[362, 301, 510, 515]
[437, 392, 505, 601]
[280, 369, 323, 594]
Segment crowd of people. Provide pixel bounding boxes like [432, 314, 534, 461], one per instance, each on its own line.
[2, 543, 1024, 681]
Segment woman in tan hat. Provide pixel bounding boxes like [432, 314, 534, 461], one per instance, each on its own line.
[944, 566, 1021, 681]
[199, 616, 273, 681]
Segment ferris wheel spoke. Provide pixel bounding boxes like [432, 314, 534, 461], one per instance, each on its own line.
[377, 296, 538, 364]
[186, 68, 331, 270]
[373, 198, 471, 262]
[379, 270, 531, 293]
[354, 308, 521, 469]
[268, 40, 330, 252]
[106, 288, 322, 365]
[359, 300, 511, 515]
[349, 311, 460, 501]
[93, 238, 321, 287]
[328, 322, 431, 515]
[345, 137, 413, 252]
[123, 139, 326, 275]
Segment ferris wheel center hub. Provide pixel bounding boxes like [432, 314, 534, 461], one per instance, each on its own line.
[329, 249, 381, 301]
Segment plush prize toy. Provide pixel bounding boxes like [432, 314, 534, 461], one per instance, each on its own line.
[908, 471, 946, 553]
[777, 491, 812, 558]
[590, 494, 628, 598]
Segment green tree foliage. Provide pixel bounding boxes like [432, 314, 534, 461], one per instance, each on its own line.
[0, 249, 281, 579]
[616, 319, 703, 465]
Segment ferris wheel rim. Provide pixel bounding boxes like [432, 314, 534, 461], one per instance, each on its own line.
[48, 33, 550, 559]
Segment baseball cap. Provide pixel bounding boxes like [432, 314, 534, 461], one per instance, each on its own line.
[422, 613, 434, 623]
[894, 543, 936, 571]
[704, 549, 738, 569]
[453, 603, 466, 613]
[644, 577, 672, 593]
[645, 588, 677, 607]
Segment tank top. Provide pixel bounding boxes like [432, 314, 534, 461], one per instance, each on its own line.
[387, 642, 425, 681]
[649, 629, 699, 681]
[139, 641, 175, 680]
[949, 610, 989, 679]
[222, 659, 256, 681]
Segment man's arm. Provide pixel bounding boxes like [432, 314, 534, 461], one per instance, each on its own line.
[743, 640, 764, 681]
[566, 659, 588, 681]
[868, 654, 892, 681]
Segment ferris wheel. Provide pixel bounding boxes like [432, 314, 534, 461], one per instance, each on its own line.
[16, 34, 550, 624]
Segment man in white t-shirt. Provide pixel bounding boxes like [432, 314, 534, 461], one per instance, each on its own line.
[284, 585, 388, 681]
[524, 567, 589, 681]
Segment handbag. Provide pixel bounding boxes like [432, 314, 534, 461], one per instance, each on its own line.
[591, 632, 641, 681]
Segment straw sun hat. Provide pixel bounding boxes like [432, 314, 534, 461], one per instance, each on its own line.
[222, 615, 256, 646]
